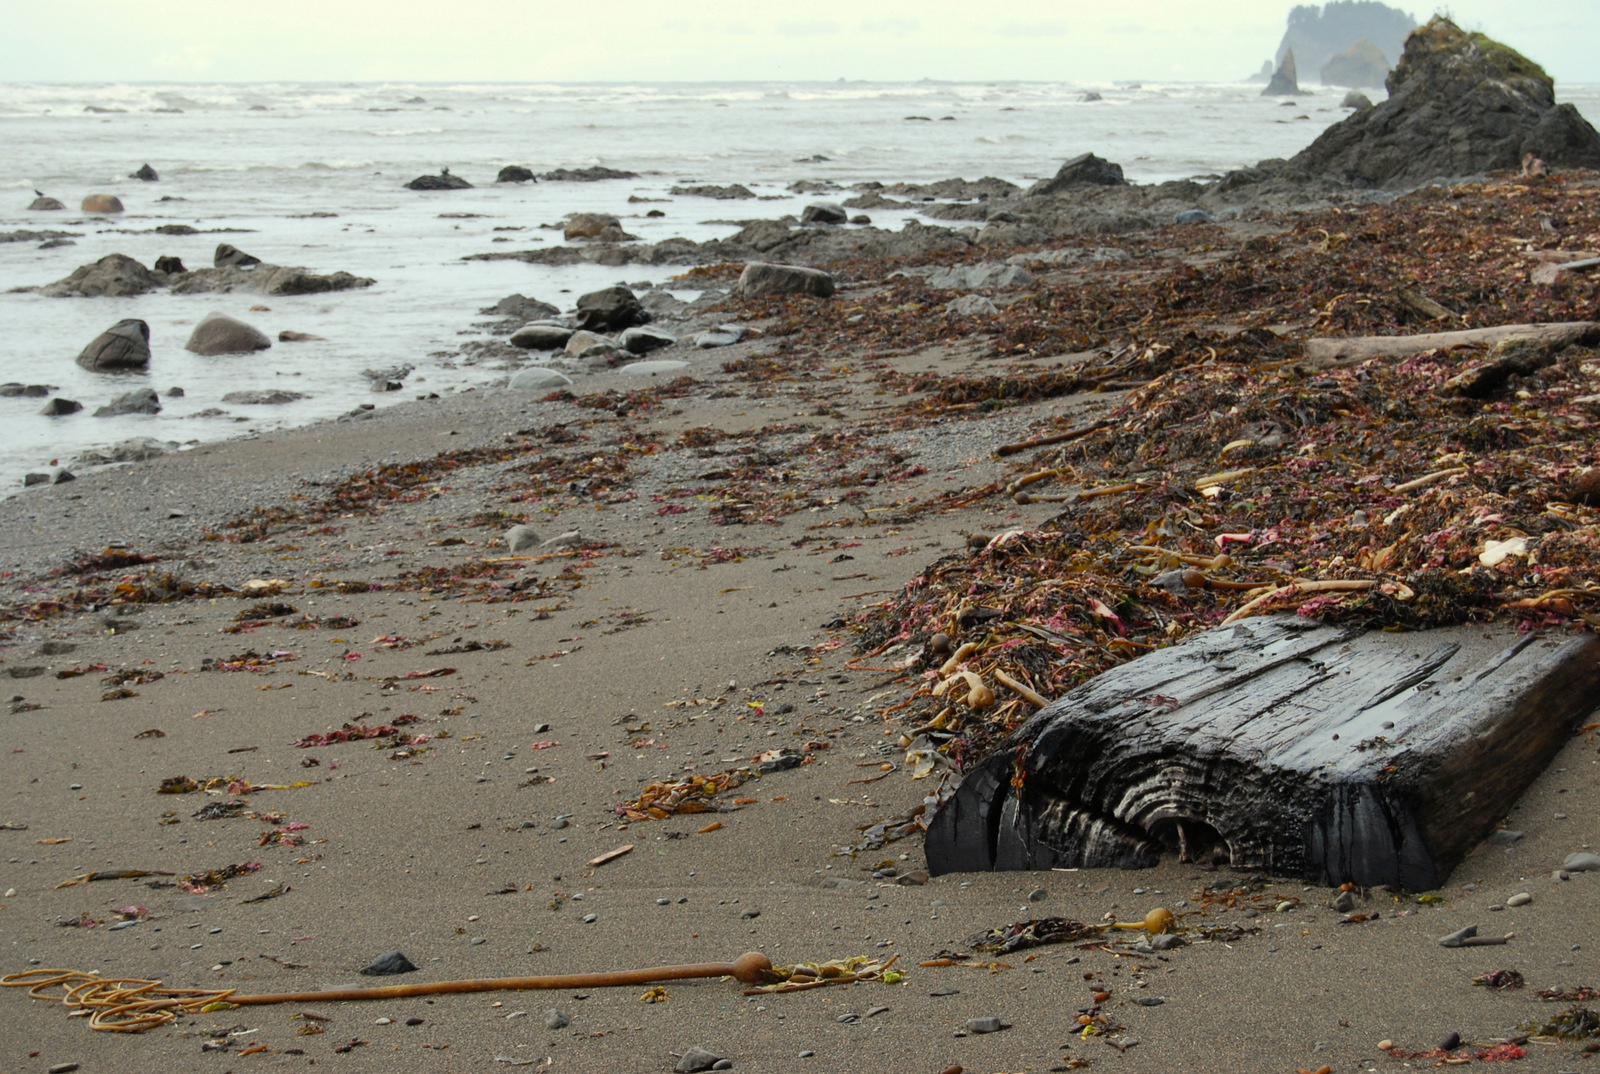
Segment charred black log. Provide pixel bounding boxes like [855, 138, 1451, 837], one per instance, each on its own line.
[926, 617, 1600, 890]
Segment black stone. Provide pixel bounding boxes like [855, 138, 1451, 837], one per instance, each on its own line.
[359, 951, 418, 975]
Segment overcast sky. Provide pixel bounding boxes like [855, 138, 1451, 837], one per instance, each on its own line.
[5, 1, 1597, 84]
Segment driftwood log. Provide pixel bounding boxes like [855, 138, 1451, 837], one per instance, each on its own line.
[926, 617, 1600, 890]
[1304, 321, 1600, 367]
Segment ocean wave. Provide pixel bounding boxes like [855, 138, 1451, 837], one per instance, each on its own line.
[365, 127, 446, 137]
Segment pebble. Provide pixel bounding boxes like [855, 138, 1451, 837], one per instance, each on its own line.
[929, 986, 960, 997]
[550, 817, 569, 830]
[836, 1012, 860, 1024]
[471, 936, 486, 945]
[712, 1063, 733, 1072]
[1332, 890, 1356, 913]
[798, 1050, 815, 1058]
[1378, 1039, 1395, 1051]
[406, 1017, 424, 1026]
[1506, 892, 1532, 907]
[1150, 934, 1186, 951]
[1487, 829, 1523, 846]
[866, 1005, 890, 1018]
[48, 1065, 79, 1074]
[1028, 887, 1048, 901]
[583, 913, 597, 924]
[1439, 1031, 1461, 1051]
[675, 1047, 723, 1073]
[375, 1017, 392, 1025]
[1275, 901, 1294, 913]
[69, 783, 82, 791]
[657, 898, 671, 905]
[966, 1016, 1005, 1034]
[740, 909, 760, 919]
[1133, 996, 1166, 1006]
[544, 1009, 571, 1030]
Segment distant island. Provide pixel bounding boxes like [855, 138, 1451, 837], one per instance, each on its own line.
[1247, 1, 1417, 88]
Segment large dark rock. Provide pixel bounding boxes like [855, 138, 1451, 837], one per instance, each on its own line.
[171, 265, 374, 296]
[573, 286, 648, 332]
[496, 165, 535, 183]
[1262, 49, 1305, 95]
[1321, 38, 1391, 89]
[40, 397, 82, 416]
[130, 163, 159, 181]
[184, 312, 272, 355]
[735, 262, 835, 298]
[482, 294, 560, 320]
[540, 166, 638, 182]
[154, 255, 187, 274]
[40, 254, 163, 297]
[801, 202, 848, 225]
[28, 196, 64, 211]
[1027, 153, 1126, 196]
[94, 388, 161, 417]
[77, 319, 151, 372]
[405, 170, 472, 191]
[1289, 17, 1600, 188]
[670, 184, 756, 200]
[213, 243, 260, 269]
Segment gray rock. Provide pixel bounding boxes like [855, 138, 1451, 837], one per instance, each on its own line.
[1564, 852, 1600, 872]
[735, 262, 835, 298]
[40, 398, 82, 416]
[1487, 828, 1523, 846]
[213, 243, 260, 269]
[1262, 50, 1304, 96]
[509, 324, 574, 350]
[94, 388, 161, 417]
[507, 368, 572, 391]
[924, 263, 1033, 290]
[565, 213, 621, 240]
[184, 312, 271, 356]
[505, 525, 541, 553]
[670, 183, 755, 199]
[76, 437, 171, 464]
[53, 469, 75, 484]
[278, 330, 325, 342]
[154, 255, 186, 274]
[694, 326, 744, 348]
[801, 202, 848, 225]
[540, 166, 638, 182]
[1437, 924, 1479, 948]
[359, 951, 418, 975]
[23, 473, 49, 487]
[620, 326, 677, 354]
[41, 253, 163, 298]
[618, 358, 689, 376]
[542, 1009, 570, 1030]
[564, 330, 618, 358]
[1506, 892, 1532, 907]
[945, 294, 998, 317]
[220, 390, 306, 405]
[170, 264, 373, 296]
[574, 286, 648, 332]
[1174, 208, 1215, 224]
[1341, 90, 1375, 111]
[541, 530, 584, 550]
[484, 294, 561, 320]
[81, 194, 125, 214]
[76, 319, 151, 372]
[1027, 887, 1048, 902]
[405, 171, 471, 191]
[1027, 152, 1126, 195]
[675, 1047, 723, 1073]
[28, 197, 64, 211]
[1332, 890, 1356, 913]
[497, 165, 536, 183]
[965, 1016, 1005, 1034]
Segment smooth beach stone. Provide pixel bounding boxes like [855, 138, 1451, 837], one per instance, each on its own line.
[76, 318, 151, 372]
[966, 1017, 1005, 1034]
[564, 213, 620, 240]
[619, 325, 676, 354]
[219, 390, 306, 405]
[1174, 208, 1216, 224]
[359, 951, 418, 975]
[735, 262, 835, 299]
[617, 359, 689, 376]
[213, 243, 261, 269]
[506, 368, 572, 391]
[40, 398, 82, 416]
[674, 1047, 723, 1073]
[1564, 852, 1600, 872]
[184, 312, 271, 355]
[946, 294, 998, 318]
[504, 525, 541, 553]
[28, 197, 64, 211]
[801, 202, 848, 225]
[542, 1009, 570, 1029]
[564, 330, 618, 358]
[574, 285, 648, 332]
[509, 324, 573, 350]
[93, 388, 161, 417]
[81, 194, 125, 214]
[130, 163, 159, 181]
[694, 326, 743, 348]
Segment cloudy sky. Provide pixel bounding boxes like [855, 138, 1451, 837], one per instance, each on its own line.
[6, 1, 1597, 84]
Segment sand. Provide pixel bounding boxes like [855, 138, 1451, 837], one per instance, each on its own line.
[1, 269, 1597, 1074]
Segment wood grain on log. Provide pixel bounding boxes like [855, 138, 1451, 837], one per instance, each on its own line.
[925, 617, 1600, 890]
[1304, 321, 1600, 367]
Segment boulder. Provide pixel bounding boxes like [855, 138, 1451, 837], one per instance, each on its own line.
[482, 294, 561, 320]
[220, 390, 306, 405]
[574, 285, 649, 332]
[1262, 49, 1304, 95]
[76, 437, 172, 464]
[405, 170, 472, 190]
[506, 368, 573, 391]
[1340, 90, 1375, 111]
[213, 243, 260, 269]
[564, 330, 618, 357]
[946, 294, 998, 317]
[94, 388, 161, 416]
[1288, 17, 1600, 188]
[616, 359, 688, 376]
[924, 263, 1034, 290]
[693, 325, 743, 348]
[735, 262, 835, 298]
[28, 197, 64, 211]
[496, 165, 536, 183]
[184, 312, 272, 355]
[1321, 38, 1391, 89]
[619, 325, 677, 354]
[40, 397, 82, 416]
[154, 255, 187, 274]
[510, 323, 575, 350]
[1174, 208, 1216, 224]
[1027, 153, 1126, 196]
[801, 202, 848, 225]
[40, 253, 163, 297]
[670, 183, 755, 199]
[564, 213, 621, 240]
[539, 166, 638, 182]
[504, 524, 541, 552]
[130, 163, 159, 181]
[170, 265, 374, 296]
[278, 330, 325, 342]
[81, 194, 125, 214]
[76, 319, 151, 372]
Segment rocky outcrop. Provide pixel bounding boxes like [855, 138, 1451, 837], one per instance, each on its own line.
[1321, 38, 1391, 88]
[509, 324, 574, 350]
[1341, 91, 1375, 110]
[496, 166, 535, 183]
[213, 243, 260, 269]
[735, 263, 835, 299]
[671, 184, 755, 200]
[540, 166, 637, 182]
[171, 264, 374, 296]
[82, 194, 124, 214]
[1262, 50, 1305, 96]
[77, 319, 151, 372]
[220, 390, 306, 405]
[28, 197, 64, 211]
[801, 203, 848, 225]
[564, 213, 622, 240]
[574, 286, 648, 332]
[184, 313, 272, 355]
[1027, 154, 1126, 196]
[130, 163, 159, 181]
[481, 294, 560, 321]
[41, 254, 164, 297]
[94, 388, 161, 416]
[1287, 17, 1600, 188]
[405, 170, 471, 190]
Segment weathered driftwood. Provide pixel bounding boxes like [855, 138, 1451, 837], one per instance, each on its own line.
[925, 617, 1600, 890]
[1304, 321, 1600, 367]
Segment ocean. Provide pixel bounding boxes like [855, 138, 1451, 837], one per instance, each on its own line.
[2, 78, 1596, 489]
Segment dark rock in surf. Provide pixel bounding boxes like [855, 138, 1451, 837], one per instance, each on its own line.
[184, 312, 272, 355]
[41, 253, 162, 297]
[496, 165, 536, 183]
[94, 388, 162, 417]
[1027, 153, 1126, 196]
[28, 197, 64, 211]
[1262, 49, 1305, 95]
[213, 243, 260, 269]
[405, 171, 472, 191]
[540, 166, 638, 182]
[154, 255, 187, 274]
[40, 397, 83, 416]
[801, 202, 848, 225]
[77, 319, 151, 372]
[1341, 91, 1375, 111]
[130, 163, 159, 181]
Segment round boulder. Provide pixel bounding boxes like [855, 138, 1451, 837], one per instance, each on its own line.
[405, 171, 472, 191]
[154, 255, 187, 274]
[619, 325, 677, 354]
[77, 319, 152, 372]
[564, 213, 621, 241]
[507, 368, 573, 391]
[185, 312, 272, 356]
[81, 194, 125, 214]
[734, 262, 836, 298]
[801, 202, 848, 225]
[496, 165, 536, 183]
[574, 285, 648, 332]
[40, 397, 83, 416]
[509, 323, 574, 350]
[40, 253, 162, 298]
[28, 196, 64, 211]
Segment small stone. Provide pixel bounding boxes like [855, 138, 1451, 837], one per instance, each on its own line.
[1437, 925, 1479, 948]
[657, 898, 671, 905]
[470, 936, 486, 945]
[582, 913, 597, 924]
[929, 986, 959, 997]
[1564, 852, 1600, 872]
[405, 1017, 424, 1026]
[1276, 901, 1294, 913]
[675, 1046, 722, 1073]
[550, 817, 568, 830]
[836, 1013, 859, 1024]
[1150, 933, 1186, 951]
[798, 1050, 815, 1058]
[965, 1016, 1005, 1034]
[711, 1063, 733, 1072]
[1133, 996, 1166, 1006]
[865, 1005, 889, 1018]
[543, 1009, 571, 1029]
[1028, 887, 1048, 902]
[1332, 890, 1356, 913]
[505, 525, 541, 553]
[1378, 1039, 1395, 1051]
[48, 1065, 80, 1074]
[1439, 1031, 1461, 1051]
[1506, 892, 1532, 907]
[375, 1017, 392, 1025]
[1487, 829, 1523, 846]
[359, 951, 418, 975]
[740, 909, 760, 919]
